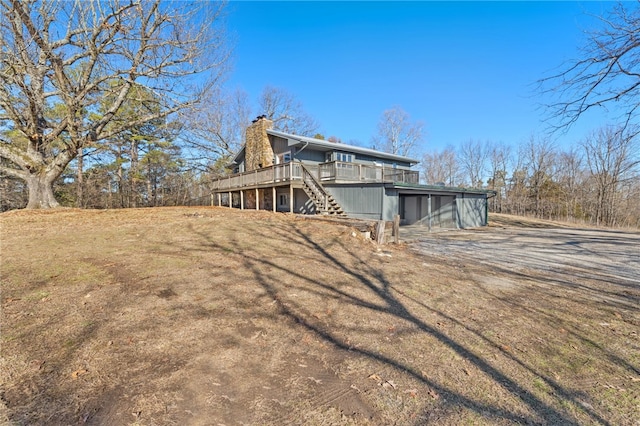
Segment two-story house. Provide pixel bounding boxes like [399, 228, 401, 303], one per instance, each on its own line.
[210, 116, 492, 229]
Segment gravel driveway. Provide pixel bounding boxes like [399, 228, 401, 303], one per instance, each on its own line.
[406, 225, 640, 310]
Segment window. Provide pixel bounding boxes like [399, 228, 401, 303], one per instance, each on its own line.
[336, 153, 353, 162]
[276, 151, 292, 164]
[337, 162, 355, 170]
[278, 194, 288, 207]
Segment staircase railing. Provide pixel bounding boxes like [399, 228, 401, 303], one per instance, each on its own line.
[300, 163, 330, 212]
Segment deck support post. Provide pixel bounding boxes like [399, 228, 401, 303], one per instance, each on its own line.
[228, 191, 232, 208]
[289, 184, 294, 213]
[217, 193, 221, 207]
[256, 188, 260, 210]
[240, 190, 244, 210]
[428, 194, 432, 232]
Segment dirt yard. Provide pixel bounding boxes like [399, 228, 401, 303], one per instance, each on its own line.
[1, 208, 638, 425]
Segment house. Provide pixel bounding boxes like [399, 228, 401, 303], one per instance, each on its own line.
[210, 116, 492, 229]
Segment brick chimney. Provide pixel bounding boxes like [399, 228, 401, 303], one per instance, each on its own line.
[245, 115, 274, 171]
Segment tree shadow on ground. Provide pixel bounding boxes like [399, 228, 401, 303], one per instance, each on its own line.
[186, 219, 616, 425]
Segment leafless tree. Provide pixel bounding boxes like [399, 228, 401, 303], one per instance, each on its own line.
[581, 125, 640, 226]
[258, 86, 319, 136]
[372, 106, 424, 157]
[521, 136, 557, 218]
[540, 2, 640, 131]
[421, 146, 460, 186]
[458, 139, 489, 188]
[556, 146, 586, 221]
[183, 88, 251, 167]
[0, 0, 229, 208]
[487, 141, 512, 212]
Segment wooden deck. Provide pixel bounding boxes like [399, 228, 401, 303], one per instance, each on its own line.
[210, 161, 419, 192]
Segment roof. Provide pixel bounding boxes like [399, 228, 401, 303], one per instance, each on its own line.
[267, 129, 420, 165]
[392, 182, 497, 196]
[230, 146, 245, 165]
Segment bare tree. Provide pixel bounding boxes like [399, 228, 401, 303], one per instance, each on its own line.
[540, 2, 640, 131]
[372, 106, 424, 157]
[458, 139, 489, 188]
[617, 176, 640, 227]
[487, 141, 512, 212]
[183, 88, 251, 167]
[521, 136, 557, 218]
[421, 146, 460, 186]
[0, 0, 228, 208]
[581, 125, 640, 226]
[258, 86, 319, 136]
[556, 146, 586, 221]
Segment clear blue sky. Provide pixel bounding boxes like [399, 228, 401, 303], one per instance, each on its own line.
[223, 1, 618, 153]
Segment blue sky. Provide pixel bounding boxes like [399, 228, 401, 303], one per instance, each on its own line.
[223, 1, 619, 153]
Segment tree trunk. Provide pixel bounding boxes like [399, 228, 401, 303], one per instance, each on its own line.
[26, 172, 60, 209]
[76, 148, 84, 208]
[130, 141, 138, 208]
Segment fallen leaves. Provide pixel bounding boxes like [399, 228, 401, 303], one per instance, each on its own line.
[382, 380, 397, 389]
[71, 368, 88, 379]
[368, 373, 382, 382]
[307, 376, 322, 384]
[368, 373, 403, 391]
[29, 359, 45, 371]
[368, 373, 395, 388]
[403, 388, 418, 398]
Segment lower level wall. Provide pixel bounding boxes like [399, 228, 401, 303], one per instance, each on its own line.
[456, 193, 487, 228]
[275, 188, 317, 214]
[325, 184, 388, 220]
[217, 184, 487, 228]
[401, 193, 488, 228]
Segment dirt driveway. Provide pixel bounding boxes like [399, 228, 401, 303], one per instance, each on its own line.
[406, 220, 640, 311]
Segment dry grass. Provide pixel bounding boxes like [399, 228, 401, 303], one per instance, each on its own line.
[1, 207, 638, 425]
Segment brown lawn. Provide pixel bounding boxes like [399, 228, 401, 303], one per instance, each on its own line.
[1, 207, 638, 425]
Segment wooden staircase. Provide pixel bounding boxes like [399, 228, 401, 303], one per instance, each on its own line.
[300, 164, 346, 216]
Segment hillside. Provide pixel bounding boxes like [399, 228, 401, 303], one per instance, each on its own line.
[1, 207, 638, 425]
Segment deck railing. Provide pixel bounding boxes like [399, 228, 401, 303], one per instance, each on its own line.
[319, 161, 419, 184]
[211, 161, 419, 191]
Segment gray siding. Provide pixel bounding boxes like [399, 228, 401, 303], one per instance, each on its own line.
[294, 189, 316, 214]
[353, 153, 413, 168]
[294, 148, 326, 164]
[274, 188, 317, 214]
[325, 184, 386, 220]
[401, 195, 456, 228]
[456, 194, 487, 228]
[400, 193, 487, 229]
[327, 150, 413, 168]
[271, 136, 289, 155]
[382, 188, 399, 221]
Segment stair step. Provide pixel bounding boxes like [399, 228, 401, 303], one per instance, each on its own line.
[300, 164, 347, 218]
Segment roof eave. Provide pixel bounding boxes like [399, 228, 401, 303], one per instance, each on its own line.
[267, 129, 420, 165]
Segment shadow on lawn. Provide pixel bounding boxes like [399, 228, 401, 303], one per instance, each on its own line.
[186, 219, 614, 425]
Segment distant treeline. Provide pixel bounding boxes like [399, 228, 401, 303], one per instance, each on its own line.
[422, 128, 640, 228]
